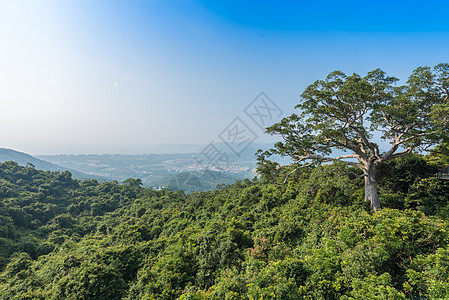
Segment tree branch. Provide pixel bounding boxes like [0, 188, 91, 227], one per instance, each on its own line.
[274, 162, 315, 185]
[294, 154, 363, 169]
[388, 147, 413, 160]
[338, 171, 366, 178]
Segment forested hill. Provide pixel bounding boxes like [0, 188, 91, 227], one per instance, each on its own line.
[0, 151, 449, 299]
[0, 148, 104, 181]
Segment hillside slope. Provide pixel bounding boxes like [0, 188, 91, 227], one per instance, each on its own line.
[0, 155, 448, 299]
[0, 148, 104, 181]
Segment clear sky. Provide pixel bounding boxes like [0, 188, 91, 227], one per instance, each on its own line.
[1, 0, 449, 154]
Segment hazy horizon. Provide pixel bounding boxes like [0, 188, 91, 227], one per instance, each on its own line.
[2, 1, 449, 155]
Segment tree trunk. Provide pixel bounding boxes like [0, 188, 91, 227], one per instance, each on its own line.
[365, 167, 381, 212]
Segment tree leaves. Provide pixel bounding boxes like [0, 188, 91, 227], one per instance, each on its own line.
[258, 64, 449, 211]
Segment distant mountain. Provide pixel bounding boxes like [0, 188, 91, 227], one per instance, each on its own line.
[142, 142, 277, 161]
[37, 152, 257, 190]
[145, 143, 204, 154]
[0, 148, 104, 181]
[144, 142, 276, 158]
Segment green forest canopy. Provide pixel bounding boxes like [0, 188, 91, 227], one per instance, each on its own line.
[0, 145, 449, 299]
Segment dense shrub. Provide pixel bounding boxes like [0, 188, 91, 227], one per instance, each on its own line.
[0, 157, 448, 299]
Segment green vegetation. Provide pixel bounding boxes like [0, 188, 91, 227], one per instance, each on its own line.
[0, 146, 449, 298]
[0, 148, 105, 181]
[1, 65, 449, 299]
[166, 171, 253, 194]
[258, 64, 449, 211]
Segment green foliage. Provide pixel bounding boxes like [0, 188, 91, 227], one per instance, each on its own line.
[1, 156, 449, 298]
[348, 273, 406, 300]
[258, 64, 449, 211]
[426, 142, 449, 167]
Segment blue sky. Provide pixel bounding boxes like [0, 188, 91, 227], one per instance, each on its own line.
[1, 0, 449, 154]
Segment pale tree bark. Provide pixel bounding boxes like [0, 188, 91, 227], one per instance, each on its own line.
[364, 165, 381, 212]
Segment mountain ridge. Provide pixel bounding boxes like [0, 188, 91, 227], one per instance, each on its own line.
[0, 148, 104, 181]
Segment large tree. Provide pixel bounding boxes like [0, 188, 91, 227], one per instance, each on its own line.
[258, 64, 449, 211]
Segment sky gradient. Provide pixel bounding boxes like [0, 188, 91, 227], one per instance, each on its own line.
[1, 0, 449, 154]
